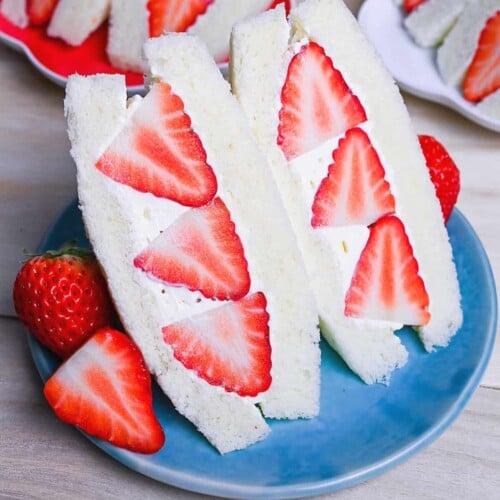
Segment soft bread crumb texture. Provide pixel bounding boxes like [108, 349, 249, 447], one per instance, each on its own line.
[48, 0, 111, 46]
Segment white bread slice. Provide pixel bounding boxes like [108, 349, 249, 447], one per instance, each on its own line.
[65, 34, 320, 452]
[477, 89, 500, 119]
[107, 0, 285, 72]
[231, 0, 463, 383]
[437, 0, 500, 86]
[1, 0, 28, 28]
[404, 0, 467, 48]
[48, 0, 110, 46]
[107, 0, 149, 72]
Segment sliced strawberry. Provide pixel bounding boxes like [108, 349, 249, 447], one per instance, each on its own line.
[267, 0, 292, 14]
[278, 42, 367, 160]
[96, 82, 217, 207]
[345, 215, 430, 326]
[162, 292, 271, 397]
[43, 328, 165, 454]
[403, 0, 427, 14]
[418, 135, 460, 223]
[134, 197, 250, 301]
[311, 127, 395, 228]
[148, 0, 214, 37]
[463, 11, 500, 102]
[27, 0, 59, 25]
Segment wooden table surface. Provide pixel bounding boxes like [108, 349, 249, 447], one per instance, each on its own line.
[1, 1, 499, 498]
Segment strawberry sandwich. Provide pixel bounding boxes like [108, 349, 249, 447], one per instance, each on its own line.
[64, 34, 320, 453]
[230, 0, 463, 384]
[437, 0, 500, 87]
[107, 0, 291, 72]
[0, 0, 111, 44]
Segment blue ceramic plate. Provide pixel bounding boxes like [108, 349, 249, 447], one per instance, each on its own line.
[29, 199, 497, 499]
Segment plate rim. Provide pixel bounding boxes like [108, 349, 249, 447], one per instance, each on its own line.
[28, 198, 498, 499]
[358, 0, 500, 133]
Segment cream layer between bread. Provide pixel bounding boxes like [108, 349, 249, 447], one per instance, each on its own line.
[231, 0, 463, 384]
[66, 34, 320, 452]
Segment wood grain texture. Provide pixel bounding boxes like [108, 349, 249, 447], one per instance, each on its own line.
[0, 0, 499, 497]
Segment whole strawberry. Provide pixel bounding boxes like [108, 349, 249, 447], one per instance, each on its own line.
[418, 134, 460, 223]
[13, 246, 114, 358]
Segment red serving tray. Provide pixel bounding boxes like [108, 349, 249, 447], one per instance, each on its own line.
[0, 13, 144, 89]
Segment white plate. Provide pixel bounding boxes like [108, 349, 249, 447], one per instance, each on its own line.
[358, 0, 500, 133]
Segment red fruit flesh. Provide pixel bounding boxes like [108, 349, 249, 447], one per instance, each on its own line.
[463, 11, 500, 102]
[311, 127, 395, 228]
[44, 328, 165, 454]
[403, 0, 427, 14]
[147, 0, 214, 37]
[96, 82, 217, 207]
[345, 215, 430, 326]
[162, 292, 272, 397]
[27, 0, 59, 26]
[278, 42, 367, 160]
[418, 134, 460, 223]
[134, 197, 251, 301]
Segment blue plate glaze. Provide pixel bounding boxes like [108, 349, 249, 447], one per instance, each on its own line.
[30, 199, 497, 499]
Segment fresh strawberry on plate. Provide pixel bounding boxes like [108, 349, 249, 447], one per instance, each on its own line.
[13, 245, 115, 359]
[44, 327, 165, 454]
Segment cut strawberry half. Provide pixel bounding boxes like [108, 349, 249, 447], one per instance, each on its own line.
[134, 197, 251, 301]
[345, 215, 430, 326]
[418, 134, 460, 223]
[43, 328, 165, 454]
[463, 11, 500, 102]
[403, 0, 427, 14]
[277, 42, 367, 160]
[162, 292, 272, 397]
[148, 0, 214, 37]
[96, 82, 217, 207]
[311, 127, 395, 228]
[27, 0, 59, 26]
